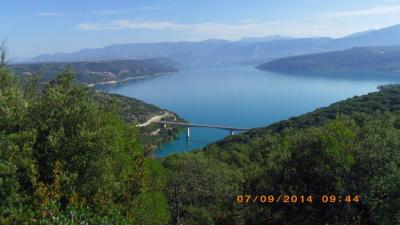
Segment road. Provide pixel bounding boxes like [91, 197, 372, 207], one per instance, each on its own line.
[137, 111, 170, 127]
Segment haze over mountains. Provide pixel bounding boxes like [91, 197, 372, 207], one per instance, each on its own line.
[28, 37, 331, 65]
[25, 24, 400, 65]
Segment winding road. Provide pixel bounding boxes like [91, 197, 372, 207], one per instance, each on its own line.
[137, 111, 170, 127]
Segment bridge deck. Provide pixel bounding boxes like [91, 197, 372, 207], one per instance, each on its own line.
[156, 121, 248, 131]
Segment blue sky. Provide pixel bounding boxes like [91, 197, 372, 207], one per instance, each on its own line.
[1, 0, 400, 57]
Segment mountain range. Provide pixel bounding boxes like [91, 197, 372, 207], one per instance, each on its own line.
[24, 24, 400, 65]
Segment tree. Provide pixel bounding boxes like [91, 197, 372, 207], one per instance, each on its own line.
[0, 67, 37, 224]
[0, 40, 9, 68]
[164, 112, 400, 225]
[1, 67, 171, 224]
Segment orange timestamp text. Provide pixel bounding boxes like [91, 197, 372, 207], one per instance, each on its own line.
[236, 194, 360, 204]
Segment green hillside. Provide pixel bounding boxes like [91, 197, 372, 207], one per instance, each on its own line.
[3, 62, 400, 224]
[11, 59, 184, 151]
[163, 85, 400, 225]
[0, 67, 172, 224]
[11, 58, 178, 85]
[257, 46, 400, 74]
[93, 92, 185, 152]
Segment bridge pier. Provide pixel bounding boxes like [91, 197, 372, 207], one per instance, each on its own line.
[156, 121, 248, 139]
[186, 127, 191, 140]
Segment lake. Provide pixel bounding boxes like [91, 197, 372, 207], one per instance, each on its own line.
[105, 64, 400, 157]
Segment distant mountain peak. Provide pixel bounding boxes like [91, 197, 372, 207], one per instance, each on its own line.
[200, 38, 231, 43]
[343, 29, 376, 38]
[239, 35, 294, 43]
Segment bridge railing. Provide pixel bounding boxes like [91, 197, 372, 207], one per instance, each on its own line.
[156, 121, 249, 139]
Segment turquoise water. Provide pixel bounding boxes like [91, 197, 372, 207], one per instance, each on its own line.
[105, 64, 400, 157]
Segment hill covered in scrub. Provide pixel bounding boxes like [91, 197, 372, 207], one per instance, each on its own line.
[93, 92, 185, 152]
[163, 85, 400, 225]
[0, 67, 173, 224]
[257, 46, 400, 74]
[4, 60, 400, 224]
[11, 58, 178, 85]
[10, 59, 185, 151]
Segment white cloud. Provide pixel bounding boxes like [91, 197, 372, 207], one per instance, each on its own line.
[76, 20, 285, 37]
[76, 19, 334, 39]
[75, 19, 339, 38]
[75, 18, 399, 39]
[35, 12, 62, 17]
[77, 20, 188, 31]
[328, 5, 400, 17]
[75, 5, 400, 39]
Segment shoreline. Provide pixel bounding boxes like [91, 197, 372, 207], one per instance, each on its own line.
[87, 71, 177, 87]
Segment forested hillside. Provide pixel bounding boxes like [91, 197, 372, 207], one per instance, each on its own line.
[0, 67, 171, 224]
[257, 46, 400, 74]
[11, 58, 178, 85]
[12, 58, 184, 151]
[93, 92, 185, 152]
[3, 62, 400, 225]
[163, 85, 400, 225]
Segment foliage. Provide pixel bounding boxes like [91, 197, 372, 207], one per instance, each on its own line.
[163, 86, 400, 225]
[12, 58, 178, 84]
[94, 92, 185, 153]
[5, 58, 400, 224]
[0, 67, 170, 224]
